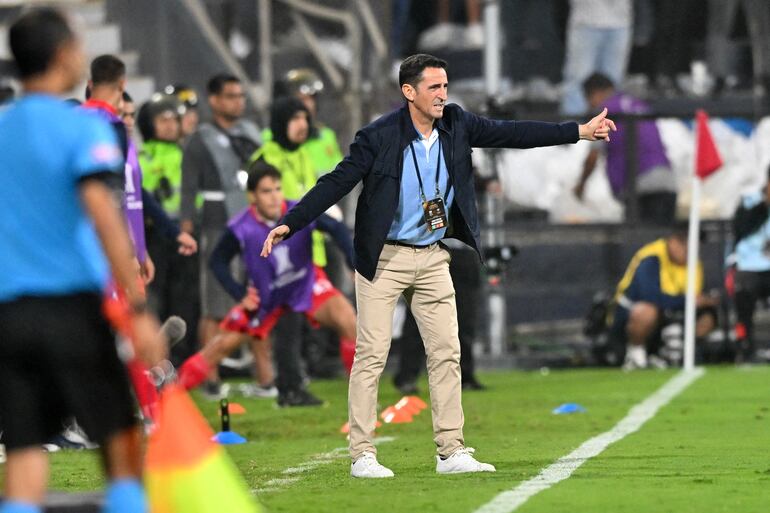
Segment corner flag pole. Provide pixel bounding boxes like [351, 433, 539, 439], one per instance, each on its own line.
[683, 179, 700, 372]
[684, 110, 723, 371]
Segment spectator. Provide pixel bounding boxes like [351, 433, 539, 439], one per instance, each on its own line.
[560, 0, 633, 115]
[574, 72, 676, 225]
[138, 93, 200, 356]
[730, 168, 770, 362]
[608, 228, 718, 370]
[0, 8, 164, 512]
[273, 68, 344, 178]
[707, 0, 770, 97]
[164, 83, 200, 140]
[418, 0, 483, 50]
[180, 73, 261, 398]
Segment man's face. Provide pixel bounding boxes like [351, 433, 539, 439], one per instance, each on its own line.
[181, 109, 199, 137]
[250, 176, 284, 220]
[286, 110, 309, 145]
[402, 67, 448, 121]
[668, 236, 688, 266]
[153, 111, 180, 142]
[121, 101, 136, 136]
[209, 81, 245, 121]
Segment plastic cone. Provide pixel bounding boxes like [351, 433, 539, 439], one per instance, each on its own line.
[395, 397, 423, 415]
[405, 395, 427, 410]
[380, 406, 413, 424]
[220, 402, 247, 415]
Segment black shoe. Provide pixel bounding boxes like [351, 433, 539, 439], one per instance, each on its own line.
[277, 389, 323, 407]
[462, 377, 487, 391]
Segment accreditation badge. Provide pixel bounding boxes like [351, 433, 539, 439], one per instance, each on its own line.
[423, 197, 448, 232]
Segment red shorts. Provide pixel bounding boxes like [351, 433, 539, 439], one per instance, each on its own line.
[219, 267, 341, 339]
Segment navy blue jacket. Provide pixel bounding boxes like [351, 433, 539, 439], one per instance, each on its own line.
[281, 103, 579, 281]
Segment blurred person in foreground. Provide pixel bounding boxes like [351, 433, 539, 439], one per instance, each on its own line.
[261, 53, 615, 478]
[0, 8, 164, 513]
[574, 72, 676, 225]
[608, 228, 718, 370]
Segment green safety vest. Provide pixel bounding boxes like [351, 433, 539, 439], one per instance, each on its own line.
[262, 126, 344, 177]
[139, 139, 183, 217]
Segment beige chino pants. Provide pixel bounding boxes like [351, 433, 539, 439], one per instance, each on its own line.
[349, 242, 465, 460]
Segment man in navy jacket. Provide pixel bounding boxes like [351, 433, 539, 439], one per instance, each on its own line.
[263, 54, 615, 478]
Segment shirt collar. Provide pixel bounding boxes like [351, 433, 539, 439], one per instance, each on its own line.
[83, 99, 118, 116]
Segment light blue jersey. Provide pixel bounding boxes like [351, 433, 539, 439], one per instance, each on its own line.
[0, 94, 123, 301]
[735, 191, 770, 272]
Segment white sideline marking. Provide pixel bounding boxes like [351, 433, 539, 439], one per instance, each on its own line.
[252, 436, 396, 493]
[473, 369, 705, 513]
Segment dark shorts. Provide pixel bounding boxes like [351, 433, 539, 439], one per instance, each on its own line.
[0, 293, 137, 451]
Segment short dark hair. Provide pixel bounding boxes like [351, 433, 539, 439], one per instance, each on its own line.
[207, 73, 240, 95]
[90, 54, 126, 86]
[247, 159, 281, 191]
[582, 73, 615, 97]
[398, 54, 448, 88]
[9, 8, 74, 79]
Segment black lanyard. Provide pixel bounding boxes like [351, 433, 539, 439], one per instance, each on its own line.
[409, 138, 442, 202]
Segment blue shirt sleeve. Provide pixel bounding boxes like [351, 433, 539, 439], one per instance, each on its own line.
[72, 112, 123, 179]
[142, 188, 180, 240]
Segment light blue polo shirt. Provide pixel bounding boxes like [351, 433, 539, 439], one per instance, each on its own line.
[0, 94, 123, 301]
[387, 127, 454, 245]
[735, 191, 770, 272]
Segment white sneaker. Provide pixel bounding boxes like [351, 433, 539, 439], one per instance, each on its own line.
[350, 452, 394, 478]
[436, 447, 496, 474]
[463, 23, 484, 49]
[418, 22, 460, 50]
[238, 383, 278, 399]
[622, 345, 648, 371]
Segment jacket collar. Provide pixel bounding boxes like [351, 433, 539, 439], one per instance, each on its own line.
[398, 103, 450, 150]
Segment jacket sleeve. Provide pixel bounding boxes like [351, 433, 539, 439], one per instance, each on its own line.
[142, 188, 180, 240]
[733, 201, 769, 245]
[462, 109, 579, 149]
[280, 128, 377, 236]
[316, 214, 354, 269]
[208, 229, 247, 301]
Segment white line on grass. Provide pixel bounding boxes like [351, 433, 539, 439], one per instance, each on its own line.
[252, 436, 396, 494]
[473, 368, 705, 513]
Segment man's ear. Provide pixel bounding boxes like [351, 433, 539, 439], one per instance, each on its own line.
[401, 83, 414, 102]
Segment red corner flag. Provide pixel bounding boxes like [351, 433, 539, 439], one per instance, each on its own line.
[695, 110, 723, 179]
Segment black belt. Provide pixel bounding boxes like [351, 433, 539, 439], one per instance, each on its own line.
[384, 240, 437, 249]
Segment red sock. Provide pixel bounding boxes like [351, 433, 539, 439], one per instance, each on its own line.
[126, 359, 159, 421]
[178, 352, 212, 390]
[340, 338, 356, 375]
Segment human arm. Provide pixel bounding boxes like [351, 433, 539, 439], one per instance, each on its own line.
[208, 229, 248, 301]
[463, 107, 615, 149]
[279, 128, 377, 236]
[141, 187, 197, 254]
[316, 213, 354, 269]
[573, 148, 601, 201]
[79, 179, 165, 365]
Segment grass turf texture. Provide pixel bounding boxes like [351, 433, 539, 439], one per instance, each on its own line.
[26, 367, 770, 512]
